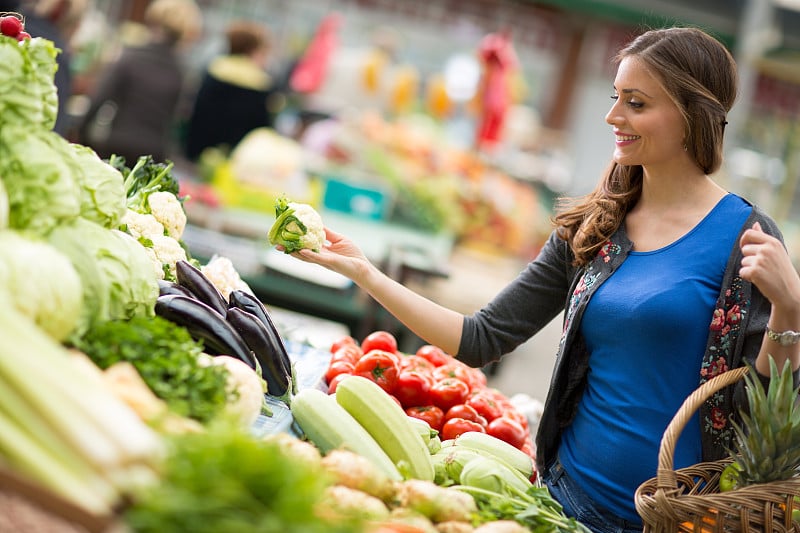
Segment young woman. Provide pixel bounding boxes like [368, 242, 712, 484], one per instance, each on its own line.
[290, 27, 800, 532]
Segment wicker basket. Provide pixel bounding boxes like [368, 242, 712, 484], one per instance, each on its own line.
[635, 366, 800, 532]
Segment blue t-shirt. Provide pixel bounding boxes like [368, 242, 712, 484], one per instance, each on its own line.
[559, 193, 752, 522]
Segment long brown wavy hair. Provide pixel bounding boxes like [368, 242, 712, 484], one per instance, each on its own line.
[552, 27, 738, 266]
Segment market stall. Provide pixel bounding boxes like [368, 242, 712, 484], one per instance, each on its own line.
[0, 18, 585, 533]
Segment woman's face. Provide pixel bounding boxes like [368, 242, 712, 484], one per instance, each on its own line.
[605, 57, 688, 170]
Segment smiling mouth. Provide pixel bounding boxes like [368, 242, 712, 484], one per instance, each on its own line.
[616, 134, 640, 142]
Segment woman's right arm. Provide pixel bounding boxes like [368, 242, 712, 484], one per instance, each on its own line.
[295, 227, 466, 354]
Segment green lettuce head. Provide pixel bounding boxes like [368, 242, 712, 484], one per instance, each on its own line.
[69, 143, 127, 229]
[0, 126, 82, 236]
[0, 36, 58, 130]
[48, 218, 160, 336]
[0, 229, 84, 342]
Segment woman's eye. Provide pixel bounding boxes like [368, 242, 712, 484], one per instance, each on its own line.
[610, 94, 643, 109]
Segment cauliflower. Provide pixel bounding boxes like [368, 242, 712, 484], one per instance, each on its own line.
[200, 255, 252, 300]
[208, 355, 267, 427]
[268, 196, 325, 253]
[147, 191, 187, 240]
[143, 234, 187, 280]
[122, 209, 165, 240]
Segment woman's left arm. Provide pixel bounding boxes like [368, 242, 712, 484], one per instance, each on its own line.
[739, 221, 800, 374]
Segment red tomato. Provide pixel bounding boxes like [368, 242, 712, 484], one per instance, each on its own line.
[330, 335, 357, 354]
[429, 378, 470, 411]
[415, 344, 451, 367]
[394, 370, 433, 407]
[444, 403, 488, 427]
[361, 330, 398, 354]
[487, 416, 529, 449]
[503, 406, 530, 431]
[399, 354, 435, 374]
[433, 362, 479, 390]
[466, 391, 504, 422]
[441, 419, 486, 441]
[326, 372, 351, 394]
[405, 405, 445, 432]
[469, 367, 488, 389]
[329, 344, 363, 365]
[353, 351, 399, 393]
[325, 359, 355, 384]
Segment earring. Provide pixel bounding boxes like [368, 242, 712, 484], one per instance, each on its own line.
[683, 144, 688, 151]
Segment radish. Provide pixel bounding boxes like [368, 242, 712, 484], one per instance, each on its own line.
[0, 15, 22, 38]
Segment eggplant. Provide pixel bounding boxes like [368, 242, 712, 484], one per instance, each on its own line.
[226, 307, 291, 398]
[228, 290, 292, 379]
[175, 260, 228, 316]
[155, 294, 256, 369]
[158, 279, 195, 298]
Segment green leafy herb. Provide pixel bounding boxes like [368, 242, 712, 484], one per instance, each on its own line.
[109, 154, 181, 213]
[456, 484, 591, 532]
[123, 421, 364, 533]
[73, 316, 230, 424]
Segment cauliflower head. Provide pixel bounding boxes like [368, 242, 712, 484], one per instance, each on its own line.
[122, 209, 165, 240]
[268, 197, 325, 254]
[200, 255, 252, 300]
[143, 234, 188, 280]
[147, 191, 187, 240]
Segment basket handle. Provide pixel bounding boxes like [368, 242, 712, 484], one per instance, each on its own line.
[655, 366, 749, 490]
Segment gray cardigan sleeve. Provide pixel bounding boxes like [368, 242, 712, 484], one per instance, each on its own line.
[457, 230, 574, 368]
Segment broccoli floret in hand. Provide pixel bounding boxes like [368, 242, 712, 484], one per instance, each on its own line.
[268, 196, 325, 254]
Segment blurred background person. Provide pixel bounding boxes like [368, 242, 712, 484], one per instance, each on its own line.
[75, 0, 202, 165]
[183, 20, 284, 162]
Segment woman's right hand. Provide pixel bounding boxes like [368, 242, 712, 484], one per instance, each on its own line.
[293, 227, 374, 285]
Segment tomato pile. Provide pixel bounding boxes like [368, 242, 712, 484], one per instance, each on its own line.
[324, 330, 535, 458]
[0, 14, 30, 41]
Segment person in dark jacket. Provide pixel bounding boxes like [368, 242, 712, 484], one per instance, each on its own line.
[284, 27, 800, 532]
[183, 20, 282, 162]
[76, 0, 201, 164]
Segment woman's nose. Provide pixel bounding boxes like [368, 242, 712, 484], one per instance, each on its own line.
[605, 105, 622, 127]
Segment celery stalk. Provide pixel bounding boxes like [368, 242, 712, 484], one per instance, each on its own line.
[0, 305, 164, 467]
[0, 406, 115, 515]
[0, 376, 124, 496]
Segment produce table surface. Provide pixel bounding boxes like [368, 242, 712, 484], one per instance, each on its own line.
[250, 339, 330, 438]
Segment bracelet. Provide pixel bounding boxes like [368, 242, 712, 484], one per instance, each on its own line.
[766, 326, 800, 347]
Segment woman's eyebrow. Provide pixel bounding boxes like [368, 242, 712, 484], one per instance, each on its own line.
[620, 87, 653, 98]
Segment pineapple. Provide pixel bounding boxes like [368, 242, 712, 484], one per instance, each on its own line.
[728, 357, 800, 487]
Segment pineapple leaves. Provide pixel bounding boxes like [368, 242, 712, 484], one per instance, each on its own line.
[729, 357, 800, 487]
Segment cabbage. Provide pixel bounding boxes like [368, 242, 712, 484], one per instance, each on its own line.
[0, 126, 82, 236]
[48, 218, 159, 335]
[0, 230, 83, 342]
[0, 36, 58, 130]
[69, 144, 127, 229]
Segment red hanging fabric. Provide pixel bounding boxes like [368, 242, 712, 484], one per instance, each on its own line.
[290, 13, 343, 94]
[475, 31, 517, 151]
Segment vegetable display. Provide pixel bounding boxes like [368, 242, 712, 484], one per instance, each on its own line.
[0, 25, 592, 533]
